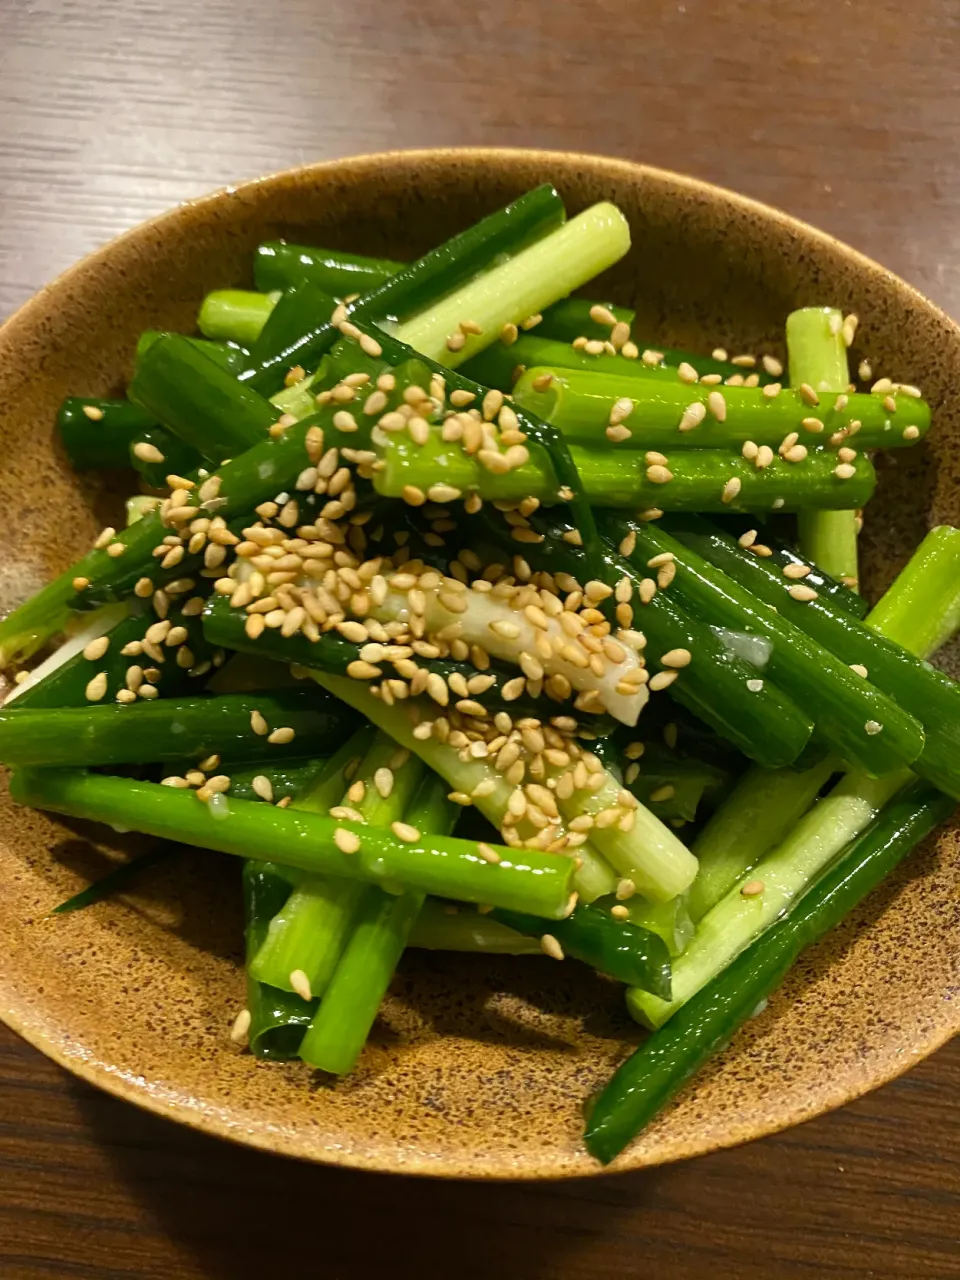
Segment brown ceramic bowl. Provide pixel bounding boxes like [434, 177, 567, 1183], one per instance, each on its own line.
[0, 148, 957, 1179]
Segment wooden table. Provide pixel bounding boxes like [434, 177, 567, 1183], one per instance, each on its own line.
[1, 1, 959, 1275]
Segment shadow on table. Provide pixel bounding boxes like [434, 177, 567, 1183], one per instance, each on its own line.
[73, 1077, 658, 1280]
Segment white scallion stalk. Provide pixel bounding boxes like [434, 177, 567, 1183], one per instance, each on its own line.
[553, 766, 698, 903]
[373, 584, 648, 727]
[629, 765, 912, 1027]
[396, 203, 632, 367]
[311, 671, 618, 899]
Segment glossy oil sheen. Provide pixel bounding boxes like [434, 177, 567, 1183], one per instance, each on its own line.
[0, 148, 957, 1178]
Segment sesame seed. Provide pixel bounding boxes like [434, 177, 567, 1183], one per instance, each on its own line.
[649, 669, 678, 691]
[82, 635, 111, 662]
[334, 827, 361, 854]
[647, 464, 673, 484]
[755, 445, 775, 469]
[374, 767, 394, 798]
[477, 842, 501, 864]
[660, 648, 692, 668]
[746, 678, 764, 693]
[85, 672, 108, 701]
[392, 821, 420, 843]
[834, 463, 857, 480]
[500, 323, 519, 346]
[540, 934, 564, 961]
[784, 444, 808, 463]
[762, 382, 782, 399]
[871, 377, 894, 394]
[677, 362, 699, 384]
[788, 584, 819, 602]
[267, 727, 295, 745]
[589, 304, 618, 326]
[731, 354, 756, 368]
[740, 879, 765, 897]
[649, 783, 676, 802]
[864, 720, 883, 735]
[427, 484, 462, 504]
[73, 576, 90, 592]
[721, 476, 741, 504]
[849, 664, 868, 678]
[289, 969, 313, 1001]
[230, 1008, 251, 1044]
[402, 484, 426, 507]
[902, 425, 920, 440]
[250, 710, 269, 736]
[251, 775, 274, 802]
[640, 349, 662, 366]
[707, 390, 726, 421]
[738, 529, 758, 549]
[606, 424, 632, 443]
[762, 355, 783, 377]
[782, 562, 811, 579]
[678, 401, 707, 433]
[609, 397, 635, 426]
[584, 339, 605, 356]
[133, 441, 165, 464]
[798, 382, 820, 406]
[359, 333, 382, 357]
[610, 905, 630, 920]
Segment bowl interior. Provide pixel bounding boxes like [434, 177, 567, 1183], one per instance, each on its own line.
[0, 148, 958, 1178]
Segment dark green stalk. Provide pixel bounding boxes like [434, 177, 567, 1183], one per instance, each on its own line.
[240, 280, 339, 396]
[254, 242, 404, 296]
[0, 687, 353, 767]
[490, 903, 671, 997]
[135, 330, 250, 376]
[57, 398, 158, 471]
[670, 516, 960, 796]
[584, 782, 954, 1164]
[608, 514, 925, 776]
[129, 334, 279, 462]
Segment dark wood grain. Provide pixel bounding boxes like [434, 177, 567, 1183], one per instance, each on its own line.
[1, 0, 959, 1275]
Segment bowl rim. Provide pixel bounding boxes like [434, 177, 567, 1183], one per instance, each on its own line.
[1, 145, 958, 1180]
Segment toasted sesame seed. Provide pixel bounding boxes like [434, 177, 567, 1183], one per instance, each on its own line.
[73, 576, 90, 592]
[782, 562, 812, 580]
[864, 720, 883, 735]
[834, 462, 857, 480]
[250, 710, 269, 736]
[289, 968, 313, 1001]
[849, 663, 869, 679]
[81, 635, 111, 662]
[761, 354, 784, 377]
[476, 842, 501, 864]
[740, 879, 765, 897]
[678, 401, 707, 433]
[334, 827, 360, 855]
[500, 322, 519, 346]
[731, 354, 756, 368]
[606, 424, 632, 443]
[85, 672, 108, 701]
[649, 783, 676, 803]
[798, 382, 820, 406]
[746, 678, 764, 693]
[738, 529, 758, 549]
[707, 390, 727, 421]
[230, 1008, 252, 1043]
[589, 304, 618, 327]
[619, 529, 637, 556]
[251, 775, 274, 802]
[610, 905, 630, 920]
[373, 767, 394, 799]
[402, 484, 426, 507]
[649, 669, 678, 691]
[902, 425, 920, 440]
[267, 726, 295, 745]
[392, 821, 420, 843]
[540, 934, 564, 961]
[647, 464, 673, 484]
[721, 476, 742, 504]
[677, 362, 699, 384]
[788, 584, 819, 602]
[660, 647, 692, 668]
[755, 445, 775, 469]
[133, 441, 165, 464]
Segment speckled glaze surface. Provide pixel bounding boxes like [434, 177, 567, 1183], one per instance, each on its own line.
[0, 148, 957, 1179]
